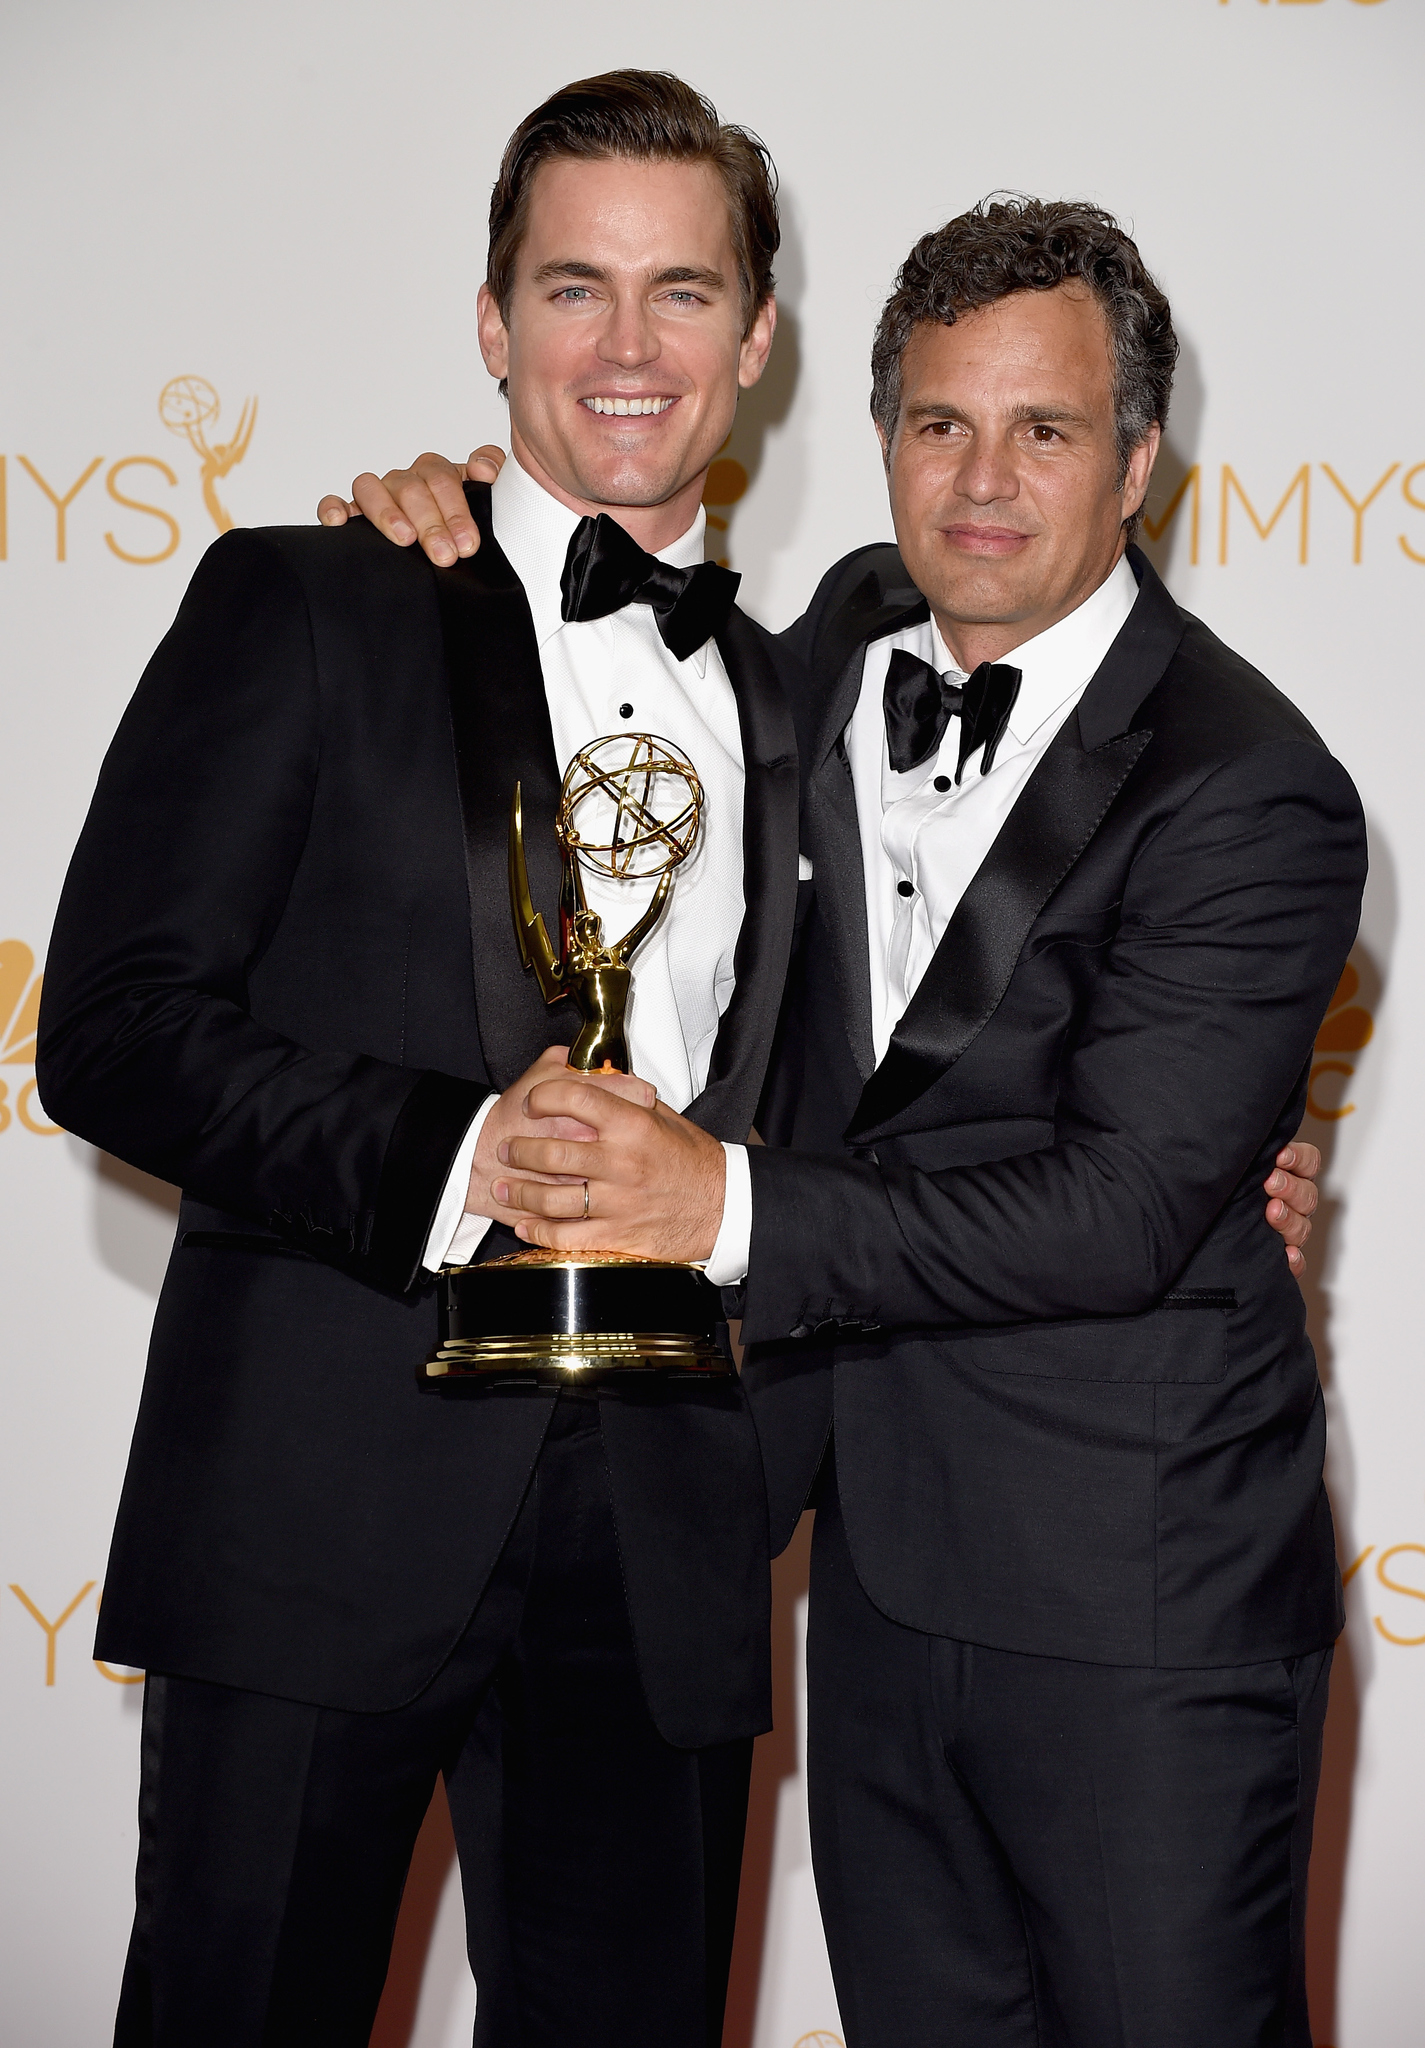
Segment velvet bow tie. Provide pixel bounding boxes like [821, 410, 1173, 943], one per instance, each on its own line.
[560, 513, 741, 662]
[882, 648, 1023, 781]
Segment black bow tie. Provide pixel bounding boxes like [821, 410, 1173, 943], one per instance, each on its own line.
[560, 513, 741, 662]
[883, 648, 1023, 780]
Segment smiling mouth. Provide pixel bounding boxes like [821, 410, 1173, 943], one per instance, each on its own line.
[580, 395, 678, 416]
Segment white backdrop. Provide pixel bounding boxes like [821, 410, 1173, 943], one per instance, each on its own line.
[2, 3, 1422, 2044]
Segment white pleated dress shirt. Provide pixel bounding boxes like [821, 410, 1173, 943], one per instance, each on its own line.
[712, 551, 1140, 1282]
[422, 453, 752, 1278]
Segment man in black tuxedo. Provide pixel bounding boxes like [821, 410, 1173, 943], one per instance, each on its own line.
[37, 72, 800, 2048]
[485, 201, 1366, 2047]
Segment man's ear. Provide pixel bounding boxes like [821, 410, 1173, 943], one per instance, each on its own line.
[737, 294, 777, 391]
[477, 283, 510, 383]
[1121, 422, 1161, 523]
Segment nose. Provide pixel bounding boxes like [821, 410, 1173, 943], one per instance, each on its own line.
[596, 291, 660, 371]
[953, 433, 1019, 508]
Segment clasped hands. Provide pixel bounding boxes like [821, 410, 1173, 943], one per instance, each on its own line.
[473, 1047, 1324, 1273]
[468, 1047, 727, 1263]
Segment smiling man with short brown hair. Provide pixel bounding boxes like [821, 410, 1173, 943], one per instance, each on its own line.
[39, 70, 799, 2048]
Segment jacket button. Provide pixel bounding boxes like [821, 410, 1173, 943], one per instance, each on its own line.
[897, 879, 914, 898]
[933, 774, 951, 793]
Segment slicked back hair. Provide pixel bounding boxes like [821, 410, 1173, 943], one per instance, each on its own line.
[487, 70, 779, 340]
[870, 196, 1178, 538]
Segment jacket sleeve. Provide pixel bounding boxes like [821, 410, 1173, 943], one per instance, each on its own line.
[738, 738, 1367, 1344]
[35, 529, 488, 1293]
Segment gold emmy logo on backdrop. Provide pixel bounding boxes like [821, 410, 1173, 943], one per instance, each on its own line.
[793, 2034, 845, 2048]
[1306, 958, 1374, 1122]
[5, 1580, 142, 1685]
[0, 941, 61, 1135]
[429, 732, 732, 1381]
[1342, 1540, 1425, 1649]
[159, 375, 257, 533]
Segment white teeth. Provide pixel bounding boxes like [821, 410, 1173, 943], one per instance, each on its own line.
[582, 396, 675, 416]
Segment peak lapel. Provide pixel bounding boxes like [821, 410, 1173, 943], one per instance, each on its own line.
[435, 483, 575, 1089]
[685, 609, 800, 1143]
[806, 564, 930, 1081]
[846, 549, 1185, 1143]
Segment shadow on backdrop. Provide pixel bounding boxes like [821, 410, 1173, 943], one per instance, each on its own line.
[1297, 837, 1394, 2046]
[723, 1511, 815, 2048]
[1137, 324, 1206, 588]
[86, 1145, 180, 1297]
[702, 194, 805, 597]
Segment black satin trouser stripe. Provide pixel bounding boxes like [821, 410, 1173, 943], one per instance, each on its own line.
[807, 1481, 1331, 2048]
[114, 1396, 751, 2048]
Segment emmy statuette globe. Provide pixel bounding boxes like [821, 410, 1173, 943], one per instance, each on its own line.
[427, 735, 730, 1381]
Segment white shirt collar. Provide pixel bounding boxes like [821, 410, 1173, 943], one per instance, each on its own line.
[928, 552, 1139, 747]
[490, 452, 711, 673]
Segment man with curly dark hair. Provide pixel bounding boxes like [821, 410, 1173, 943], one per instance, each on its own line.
[327, 191, 1350, 2048]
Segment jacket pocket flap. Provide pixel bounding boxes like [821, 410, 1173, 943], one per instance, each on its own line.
[968, 1292, 1235, 1385]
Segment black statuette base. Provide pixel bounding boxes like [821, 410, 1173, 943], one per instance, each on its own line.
[429, 1253, 729, 1380]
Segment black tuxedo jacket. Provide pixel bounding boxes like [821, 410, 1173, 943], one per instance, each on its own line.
[37, 485, 799, 1745]
[745, 544, 1367, 1670]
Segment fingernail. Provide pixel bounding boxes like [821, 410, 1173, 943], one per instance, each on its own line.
[493, 1181, 508, 1204]
[457, 532, 476, 556]
[1267, 1172, 1283, 1191]
[393, 520, 415, 542]
[430, 539, 456, 566]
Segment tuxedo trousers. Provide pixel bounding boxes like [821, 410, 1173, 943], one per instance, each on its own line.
[807, 1475, 1330, 2048]
[112, 1391, 752, 2048]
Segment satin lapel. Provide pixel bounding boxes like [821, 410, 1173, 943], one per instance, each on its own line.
[806, 568, 930, 1081]
[846, 548, 1185, 1143]
[686, 608, 800, 1143]
[848, 716, 1151, 1141]
[435, 483, 575, 1089]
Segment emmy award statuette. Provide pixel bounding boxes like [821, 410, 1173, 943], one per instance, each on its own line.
[427, 734, 731, 1381]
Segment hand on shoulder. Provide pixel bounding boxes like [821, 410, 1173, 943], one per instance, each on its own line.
[316, 448, 505, 564]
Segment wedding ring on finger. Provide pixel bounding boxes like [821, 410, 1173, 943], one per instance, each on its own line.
[581, 1179, 590, 1220]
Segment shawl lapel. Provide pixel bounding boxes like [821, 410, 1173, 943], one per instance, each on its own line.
[685, 608, 801, 1143]
[434, 484, 576, 1089]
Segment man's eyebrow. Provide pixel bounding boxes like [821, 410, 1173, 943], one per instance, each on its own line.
[528, 259, 727, 292]
[903, 399, 1094, 428]
[648, 265, 726, 292]
[530, 259, 612, 285]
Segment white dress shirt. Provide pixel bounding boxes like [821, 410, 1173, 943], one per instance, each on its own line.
[712, 551, 1140, 1282]
[422, 453, 752, 1277]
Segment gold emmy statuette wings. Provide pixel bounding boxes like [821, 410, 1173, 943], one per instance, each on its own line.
[159, 375, 258, 534]
[506, 735, 702, 1073]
